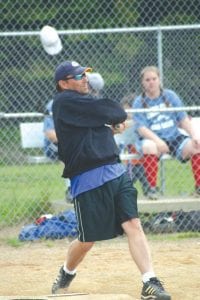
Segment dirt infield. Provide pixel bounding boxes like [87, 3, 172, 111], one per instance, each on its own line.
[0, 294, 134, 300]
[0, 236, 199, 300]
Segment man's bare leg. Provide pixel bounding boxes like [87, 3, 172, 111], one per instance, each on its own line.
[52, 239, 94, 294]
[66, 239, 94, 270]
[122, 218, 154, 274]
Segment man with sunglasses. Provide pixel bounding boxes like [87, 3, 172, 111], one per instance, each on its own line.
[51, 61, 171, 300]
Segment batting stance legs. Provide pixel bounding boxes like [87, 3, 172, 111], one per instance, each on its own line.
[65, 218, 153, 273]
[63, 219, 153, 274]
[52, 60, 171, 300]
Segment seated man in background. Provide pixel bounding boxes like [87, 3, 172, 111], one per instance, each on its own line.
[43, 99, 58, 160]
[43, 99, 72, 202]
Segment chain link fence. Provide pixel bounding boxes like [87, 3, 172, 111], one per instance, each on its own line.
[1, 1, 200, 236]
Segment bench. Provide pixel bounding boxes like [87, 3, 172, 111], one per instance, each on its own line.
[19, 122, 53, 164]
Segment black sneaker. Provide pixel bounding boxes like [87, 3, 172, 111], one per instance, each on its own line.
[52, 266, 76, 294]
[141, 277, 171, 300]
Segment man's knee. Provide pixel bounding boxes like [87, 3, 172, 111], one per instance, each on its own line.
[78, 241, 95, 252]
[122, 218, 143, 235]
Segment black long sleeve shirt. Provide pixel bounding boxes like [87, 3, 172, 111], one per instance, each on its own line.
[53, 89, 127, 178]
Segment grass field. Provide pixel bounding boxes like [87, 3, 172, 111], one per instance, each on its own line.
[0, 163, 64, 225]
[0, 158, 195, 227]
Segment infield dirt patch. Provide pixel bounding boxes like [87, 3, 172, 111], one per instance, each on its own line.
[0, 236, 199, 300]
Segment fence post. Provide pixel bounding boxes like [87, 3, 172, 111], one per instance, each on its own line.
[157, 26, 163, 83]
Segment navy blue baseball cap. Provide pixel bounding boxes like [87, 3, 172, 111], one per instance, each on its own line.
[55, 61, 92, 82]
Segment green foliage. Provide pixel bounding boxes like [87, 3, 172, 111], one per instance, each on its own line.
[2, 1, 58, 30]
[161, 13, 199, 26]
[2, 0, 198, 31]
